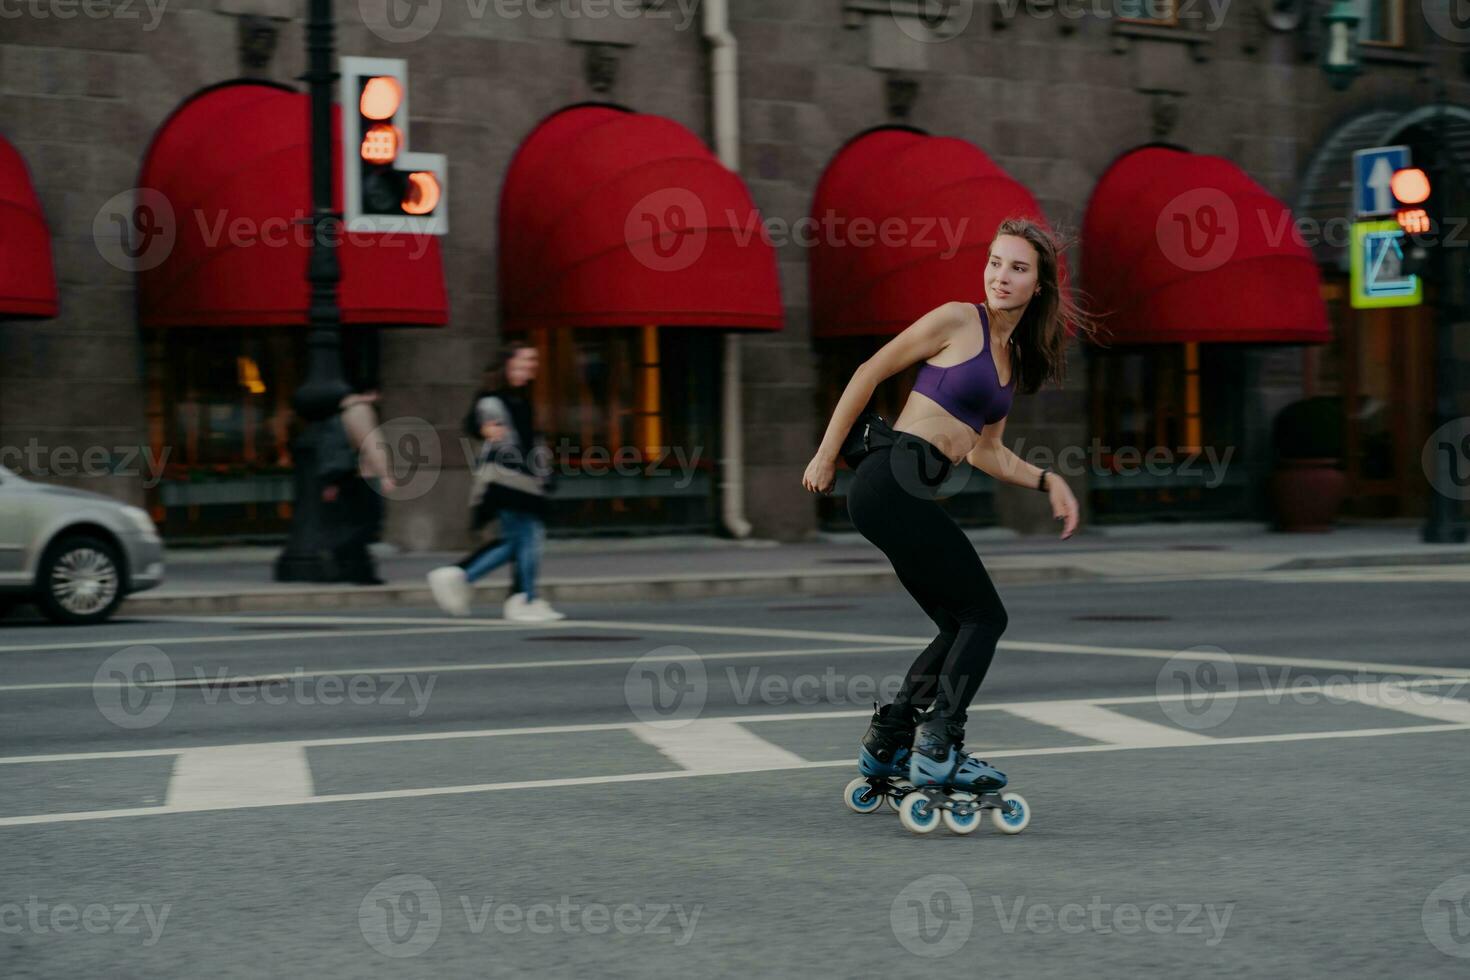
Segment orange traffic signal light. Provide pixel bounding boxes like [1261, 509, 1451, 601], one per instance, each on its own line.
[1390, 167, 1430, 205]
[1392, 167, 1432, 236]
[359, 76, 402, 121]
[340, 57, 448, 235]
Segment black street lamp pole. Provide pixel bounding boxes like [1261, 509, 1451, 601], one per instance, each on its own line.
[1422, 92, 1467, 543]
[275, 0, 352, 581]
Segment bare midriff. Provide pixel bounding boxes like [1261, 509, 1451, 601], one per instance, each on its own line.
[893, 389, 981, 465]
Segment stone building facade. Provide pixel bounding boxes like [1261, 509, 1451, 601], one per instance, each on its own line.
[1, 0, 1466, 548]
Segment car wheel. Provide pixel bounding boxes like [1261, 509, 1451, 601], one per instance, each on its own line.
[35, 534, 124, 625]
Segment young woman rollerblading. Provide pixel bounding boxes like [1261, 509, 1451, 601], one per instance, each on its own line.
[805, 219, 1094, 835]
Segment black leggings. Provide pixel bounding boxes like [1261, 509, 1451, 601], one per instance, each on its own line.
[846, 431, 1009, 722]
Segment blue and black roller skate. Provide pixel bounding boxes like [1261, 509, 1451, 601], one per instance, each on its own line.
[842, 702, 919, 815]
[897, 714, 1031, 836]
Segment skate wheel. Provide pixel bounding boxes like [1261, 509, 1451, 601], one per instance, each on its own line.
[898, 791, 941, 835]
[843, 777, 884, 814]
[942, 793, 983, 835]
[885, 779, 913, 813]
[992, 791, 1030, 834]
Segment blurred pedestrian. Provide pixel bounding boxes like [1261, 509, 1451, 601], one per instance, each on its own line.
[428, 342, 563, 621]
[322, 388, 394, 585]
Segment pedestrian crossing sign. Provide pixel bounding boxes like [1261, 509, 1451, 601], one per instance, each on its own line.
[1350, 220, 1423, 309]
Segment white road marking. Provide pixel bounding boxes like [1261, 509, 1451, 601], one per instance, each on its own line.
[1333, 680, 1470, 724]
[630, 720, 806, 773]
[151, 614, 923, 646]
[166, 744, 314, 810]
[0, 626, 496, 656]
[1000, 639, 1470, 679]
[0, 645, 921, 693]
[1, 720, 1465, 828]
[5, 678, 1466, 765]
[1227, 566, 1470, 584]
[1000, 702, 1214, 747]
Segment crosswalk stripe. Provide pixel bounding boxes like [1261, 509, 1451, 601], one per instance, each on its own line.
[630, 720, 806, 773]
[166, 744, 314, 810]
[3, 678, 1464, 767]
[0, 720, 1466, 828]
[1000, 702, 1214, 747]
[1333, 681, 1470, 724]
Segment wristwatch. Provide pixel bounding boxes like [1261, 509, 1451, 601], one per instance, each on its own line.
[1037, 467, 1051, 492]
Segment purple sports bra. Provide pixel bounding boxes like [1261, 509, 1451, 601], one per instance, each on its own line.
[910, 303, 1015, 433]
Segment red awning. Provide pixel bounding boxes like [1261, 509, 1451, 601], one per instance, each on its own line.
[0, 135, 58, 319]
[810, 127, 1051, 337]
[1082, 145, 1328, 345]
[500, 105, 782, 331]
[139, 81, 446, 328]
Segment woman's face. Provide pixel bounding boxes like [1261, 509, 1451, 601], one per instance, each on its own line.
[505, 347, 539, 388]
[984, 234, 1041, 312]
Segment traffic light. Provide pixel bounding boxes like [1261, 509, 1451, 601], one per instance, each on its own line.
[339, 57, 448, 235]
[1391, 166, 1434, 280]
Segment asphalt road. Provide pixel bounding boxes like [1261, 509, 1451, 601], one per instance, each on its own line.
[2, 563, 1469, 978]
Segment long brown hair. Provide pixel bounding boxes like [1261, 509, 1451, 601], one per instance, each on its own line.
[481, 338, 538, 391]
[984, 218, 1102, 395]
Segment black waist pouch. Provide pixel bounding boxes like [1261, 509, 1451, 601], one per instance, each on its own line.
[840, 411, 898, 469]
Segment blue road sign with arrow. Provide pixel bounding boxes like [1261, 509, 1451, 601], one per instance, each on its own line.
[1352, 145, 1411, 218]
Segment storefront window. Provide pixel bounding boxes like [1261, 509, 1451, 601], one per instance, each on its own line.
[1088, 343, 1250, 521]
[528, 326, 720, 534]
[143, 327, 378, 541]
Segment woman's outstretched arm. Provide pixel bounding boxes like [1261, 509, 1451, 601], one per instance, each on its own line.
[803, 301, 967, 493]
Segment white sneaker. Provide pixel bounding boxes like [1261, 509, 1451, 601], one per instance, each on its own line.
[527, 597, 565, 622]
[427, 566, 471, 617]
[503, 592, 531, 621]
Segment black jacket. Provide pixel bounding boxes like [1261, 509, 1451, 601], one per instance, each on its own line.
[463, 385, 554, 526]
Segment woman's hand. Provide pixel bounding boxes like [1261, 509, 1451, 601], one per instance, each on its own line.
[1048, 474, 1079, 539]
[802, 453, 836, 495]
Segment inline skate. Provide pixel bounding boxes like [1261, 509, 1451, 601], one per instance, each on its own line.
[897, 714, 1031, 835]
[841, 702, 919, 814]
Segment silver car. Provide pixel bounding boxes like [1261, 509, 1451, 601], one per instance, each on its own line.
[0, 465, 164, 624]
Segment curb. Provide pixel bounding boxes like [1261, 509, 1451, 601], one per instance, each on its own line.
[112, 547, 1470, 616]
[1271, 550, 1470, 571]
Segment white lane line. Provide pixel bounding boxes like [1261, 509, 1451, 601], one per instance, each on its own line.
[0, 644, 921, 694]
[0, 626, 497, 656]
[118, 614, 1470, 680]
[162, 615, 1470, 679]
[166, 744, 314, 810]
[2, 720, 1467, 828]
[1000, 702, 1214, 747]
[152, 614, 923, 646]
[1333, 681, 1470, 724]
[630, 720, 806, 773]
[151, 615, 531, 628]
[1000, 639, 1470, 679]
[6, 677, 1468, 765]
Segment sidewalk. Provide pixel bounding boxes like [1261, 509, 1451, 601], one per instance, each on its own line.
[119, 520, 1470, 615]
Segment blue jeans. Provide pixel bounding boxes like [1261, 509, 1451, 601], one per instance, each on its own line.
[461, 510, 544, 601]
